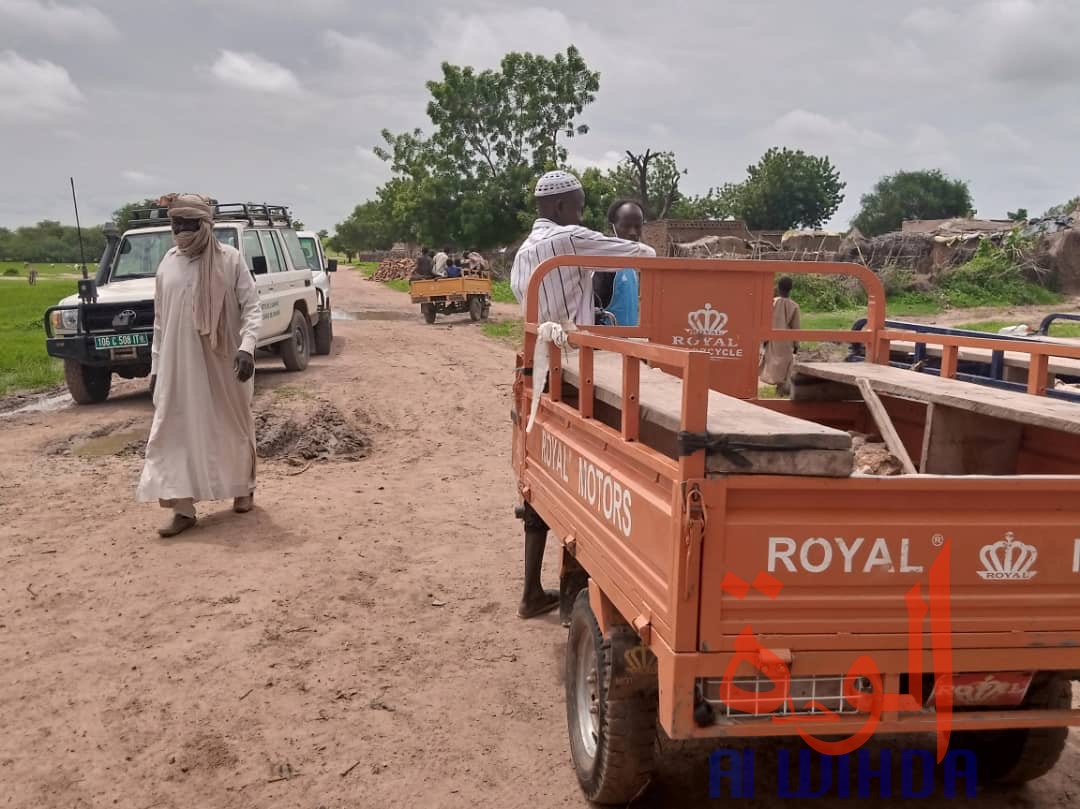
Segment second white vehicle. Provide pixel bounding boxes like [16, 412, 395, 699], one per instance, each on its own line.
[296, 229, 337, 354]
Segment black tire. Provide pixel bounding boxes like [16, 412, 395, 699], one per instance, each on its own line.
[421, 303, 436, 324]
[481, 300, 491, 320]
[64, 359, 111, 404]
[565, 590, 656, 804]
[953, 674, 1072, 785]
[469, 295, 483, 321]
[280, 309, 311, 372]
[313, 311, 333, 355]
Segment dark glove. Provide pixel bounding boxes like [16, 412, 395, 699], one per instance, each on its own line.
[234, 350, 255, 382]
[149, 374, 156, 397]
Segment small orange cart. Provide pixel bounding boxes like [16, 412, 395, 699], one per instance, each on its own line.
[409, 275, 491, 324]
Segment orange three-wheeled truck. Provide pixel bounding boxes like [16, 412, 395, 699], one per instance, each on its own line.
[511, 256, 1080, 803]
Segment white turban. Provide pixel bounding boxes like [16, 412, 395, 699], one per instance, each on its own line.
[534, 170, 583, 198]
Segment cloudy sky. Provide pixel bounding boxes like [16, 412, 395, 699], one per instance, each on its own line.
[2, 0, 1078, 233]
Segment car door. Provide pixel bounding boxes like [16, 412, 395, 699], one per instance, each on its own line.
[269, 229, 315, 322]
[242, 229, 275, 341]
[258, 230, 292, 336]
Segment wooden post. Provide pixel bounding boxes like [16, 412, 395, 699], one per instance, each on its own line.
[941, 345, 959, 380]
[621, 355, 640, 442]
[857, 378, 917, 475]
[1028, 353, 1049, 396]
[580, 347, 594, 419]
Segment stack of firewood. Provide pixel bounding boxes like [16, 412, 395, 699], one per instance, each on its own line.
[370, 258, 415, 281]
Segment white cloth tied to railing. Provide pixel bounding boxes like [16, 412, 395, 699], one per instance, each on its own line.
[526, 320, 575, 433]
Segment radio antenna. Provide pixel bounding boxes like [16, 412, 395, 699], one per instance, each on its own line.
[70, 176, 89, 281]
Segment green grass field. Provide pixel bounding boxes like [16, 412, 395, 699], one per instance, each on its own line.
[0, 279, 76, 396]
[957, 319, 1080, 338]
[481, 319, 523, 344]
[0, 260, 90, 279]
[491, 279, 514, 303]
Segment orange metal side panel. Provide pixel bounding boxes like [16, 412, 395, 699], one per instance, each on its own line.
[639, 265, 772, 399]
[698, 476, 1080, 654]
[522, 411, 682, 646]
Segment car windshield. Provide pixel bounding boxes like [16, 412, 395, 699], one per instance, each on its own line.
[111, 228, 238, 280]
[297, 236, 321, 272]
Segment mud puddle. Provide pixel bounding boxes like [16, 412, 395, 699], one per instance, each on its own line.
[333, 309, 414, 322]
[74, 430, 147, 458]
[255, 399, 371, 464]
[45, 419, 148, 458]
[0, 390, 72, 417]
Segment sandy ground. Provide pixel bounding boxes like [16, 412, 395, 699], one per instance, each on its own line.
[2, 267, 1079, 808]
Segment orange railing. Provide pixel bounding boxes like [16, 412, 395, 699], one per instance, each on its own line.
[522, 256, 1080, 398]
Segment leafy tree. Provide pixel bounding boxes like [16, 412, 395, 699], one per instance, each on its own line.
[669, 189, 730, 220]
[1042, 196, 1080, 219]
[852, 169, 973, 236]
[111, 198, 158, 233]
[331, 200, 396, 257]
[317, 229, 329, 240]
[576, 166, 618, 232]
[1007, 208, 1028, 222]
[417, 45, 598, 179]
[373, 46, 600, 249]
[610, 150, 686, 221]
[719, 147, 844, 230]
[0, 220, 106, 262]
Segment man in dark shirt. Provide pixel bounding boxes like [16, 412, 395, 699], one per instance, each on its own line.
[412, 248, 435, 280]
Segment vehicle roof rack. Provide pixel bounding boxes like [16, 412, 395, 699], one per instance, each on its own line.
[126, 201, 294, 230]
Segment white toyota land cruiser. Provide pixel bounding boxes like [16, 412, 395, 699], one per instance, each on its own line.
[45, 202, 331, 404]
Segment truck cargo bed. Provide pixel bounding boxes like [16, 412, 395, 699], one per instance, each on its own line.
[560, 350, 854, 477]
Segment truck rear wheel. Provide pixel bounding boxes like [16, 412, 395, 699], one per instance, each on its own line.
[313, 311, 333, 355]
[954, 674, 1072, 785]
[469, 295, 483, 321]
[421, 303, 436, 324]
[64, 359, 111, 404]
[565, 590, 656, 804]
[280, 309, 311, 372]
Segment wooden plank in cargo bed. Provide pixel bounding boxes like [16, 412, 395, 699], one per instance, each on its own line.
[795, 361, 1080, 435]
[560, 350, 853, 477]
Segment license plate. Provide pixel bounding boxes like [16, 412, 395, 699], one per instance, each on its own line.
[94, 333, 149, 349]
[928, 672, 1034, 707]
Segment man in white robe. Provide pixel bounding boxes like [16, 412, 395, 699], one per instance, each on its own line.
[136, 193, 262, 537]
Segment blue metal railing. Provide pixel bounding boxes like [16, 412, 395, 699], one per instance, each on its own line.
[845, 318, 1080, 403]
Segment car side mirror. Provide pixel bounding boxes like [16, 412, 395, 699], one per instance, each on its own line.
[326, 259, 338, 273]
[252, 255, 268, 275]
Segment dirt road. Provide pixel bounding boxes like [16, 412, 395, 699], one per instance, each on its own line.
[2, 267, 1079, 808]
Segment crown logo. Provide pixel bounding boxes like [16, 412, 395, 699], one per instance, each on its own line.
[624, 645, 658, 675]
[687, 304, 729, 335]
[978, 532, 1038, 581]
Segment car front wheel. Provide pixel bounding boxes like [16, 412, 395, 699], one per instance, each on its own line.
[280, 309, 312, 371]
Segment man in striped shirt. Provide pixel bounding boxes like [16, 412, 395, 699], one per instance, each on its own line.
[511, 171, 655, 620]
[510, 170, 656, 326]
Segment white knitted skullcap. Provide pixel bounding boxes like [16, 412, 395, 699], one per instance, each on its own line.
[534, 170, 583, 198]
